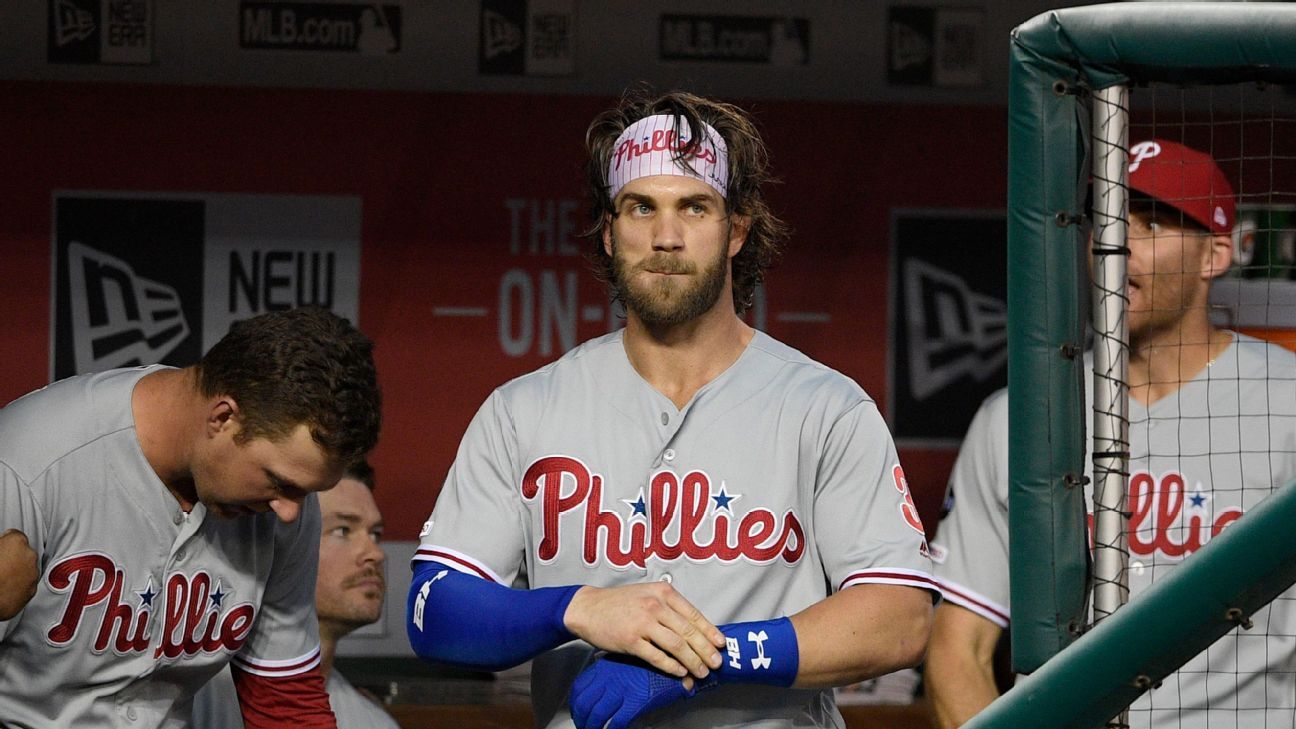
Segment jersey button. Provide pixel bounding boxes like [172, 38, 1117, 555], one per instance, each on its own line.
[659, 573, 673, 584]
[175, 550, 186, 561]
[126, 707, 137, 720]
[663, 449, 676, 462]
[172, 512, 183, 525]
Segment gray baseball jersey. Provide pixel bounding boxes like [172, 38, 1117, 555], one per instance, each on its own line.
[932, 333, 1296, 729]
[416, 329, 936, 729]
[0, 366, 326, 729]
[191, 666, 399, 729]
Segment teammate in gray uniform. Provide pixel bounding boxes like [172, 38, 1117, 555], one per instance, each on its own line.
[0, 306, 382, 729]
[192, 460, 400, 729]
[406, 89, 938, 729]
[926, 139, 1296, 729]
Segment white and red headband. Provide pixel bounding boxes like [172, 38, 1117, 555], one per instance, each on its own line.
[607, 114, 729, 201]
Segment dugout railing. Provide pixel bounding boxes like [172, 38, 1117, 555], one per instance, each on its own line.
[992, 3, 1296, 727]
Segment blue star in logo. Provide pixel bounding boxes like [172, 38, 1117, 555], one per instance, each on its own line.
[1187, 484, 1211, 510]
[209, 580, 227, 610]
[712, 486, 739, 512]
[137, 578, 157, 610]
[622, 490, 648, 519]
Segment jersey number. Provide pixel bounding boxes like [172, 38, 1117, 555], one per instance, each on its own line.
[892, 465, 926, 535]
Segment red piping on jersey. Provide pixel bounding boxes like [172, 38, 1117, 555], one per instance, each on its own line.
[417, 548, 498, 583]
[938, 582, 1010, 625]
[233, 647, 321, 677]
[838, 570, 940, 593]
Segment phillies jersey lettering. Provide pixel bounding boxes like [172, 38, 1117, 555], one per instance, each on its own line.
[1126, 471, 1244, 559]
[45, 553, 256, 657]
[417, 330, 936, 729]
[933, 335, 1296, 729]
[521, 456, 805, 568]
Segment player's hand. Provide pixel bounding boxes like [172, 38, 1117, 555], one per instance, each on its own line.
[0, 529, 39, 620]
[569, 653, 696, 729]
[563, 582, 724, 679]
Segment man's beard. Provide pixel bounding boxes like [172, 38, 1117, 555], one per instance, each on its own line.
[611, 235, 730, 327]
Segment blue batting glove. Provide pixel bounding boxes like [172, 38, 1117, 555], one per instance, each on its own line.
[569, 654, 695, 729]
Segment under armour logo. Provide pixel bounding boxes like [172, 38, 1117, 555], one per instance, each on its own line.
[1129, 140, 1162, 172]
[412, 570, 448, 631]
[748, 630, 771, 670]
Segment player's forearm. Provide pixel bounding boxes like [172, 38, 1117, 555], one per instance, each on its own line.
[925, 603, 1003, 728]
[927, 660, 998, 728]
[788, 584, 934, 688]
[926, 647, 998, 728]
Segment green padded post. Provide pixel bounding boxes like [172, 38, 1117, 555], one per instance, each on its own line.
[1006, 13, 1091, 674]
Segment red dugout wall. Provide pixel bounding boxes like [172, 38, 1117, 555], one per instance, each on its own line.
[0, 81, 1009, 540]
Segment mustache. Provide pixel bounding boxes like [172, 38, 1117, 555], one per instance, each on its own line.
[342, 569, 386, 590]
[636, 256, 697, 275]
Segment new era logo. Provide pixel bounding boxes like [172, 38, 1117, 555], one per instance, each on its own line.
[902, 259, 1006, 401]
[52, 0, 94, 46]
[66, 242, 191, 373]
[481, 10, 522, 59]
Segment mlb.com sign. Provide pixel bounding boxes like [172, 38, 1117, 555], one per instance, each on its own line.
[52, 193, 361, 380]
[239, 2, 400, 53]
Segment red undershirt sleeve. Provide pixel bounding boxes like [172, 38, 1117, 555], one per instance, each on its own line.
[232, 664, 336, 728]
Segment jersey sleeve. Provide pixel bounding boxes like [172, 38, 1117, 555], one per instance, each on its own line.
[930, 388, 1011, 627]
[0, 461, 44, 641]
[414, 390, 526, 584]
[230, 493, 326, 678]
[813, 399, 938, 598]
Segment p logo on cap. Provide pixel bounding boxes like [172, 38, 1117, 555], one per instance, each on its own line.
[1127, 138, 1235, 235]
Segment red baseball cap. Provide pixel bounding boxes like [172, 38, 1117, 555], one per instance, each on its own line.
[1127, 139, 1235, 235]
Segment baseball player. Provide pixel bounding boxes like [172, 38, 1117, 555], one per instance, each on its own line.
[926, 139, 1296, 729]
[0, 306, 382, 729]
[192, 459, 400, 729]
[406, 89, 939, 729]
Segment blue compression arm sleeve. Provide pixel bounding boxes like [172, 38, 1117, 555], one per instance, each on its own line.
[406, 562, 582, 672]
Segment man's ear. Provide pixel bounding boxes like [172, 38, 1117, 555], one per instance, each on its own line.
[206, 397, 240, 437]
[1204, 231, 1234, 281]
[728, 214, 752, 258]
